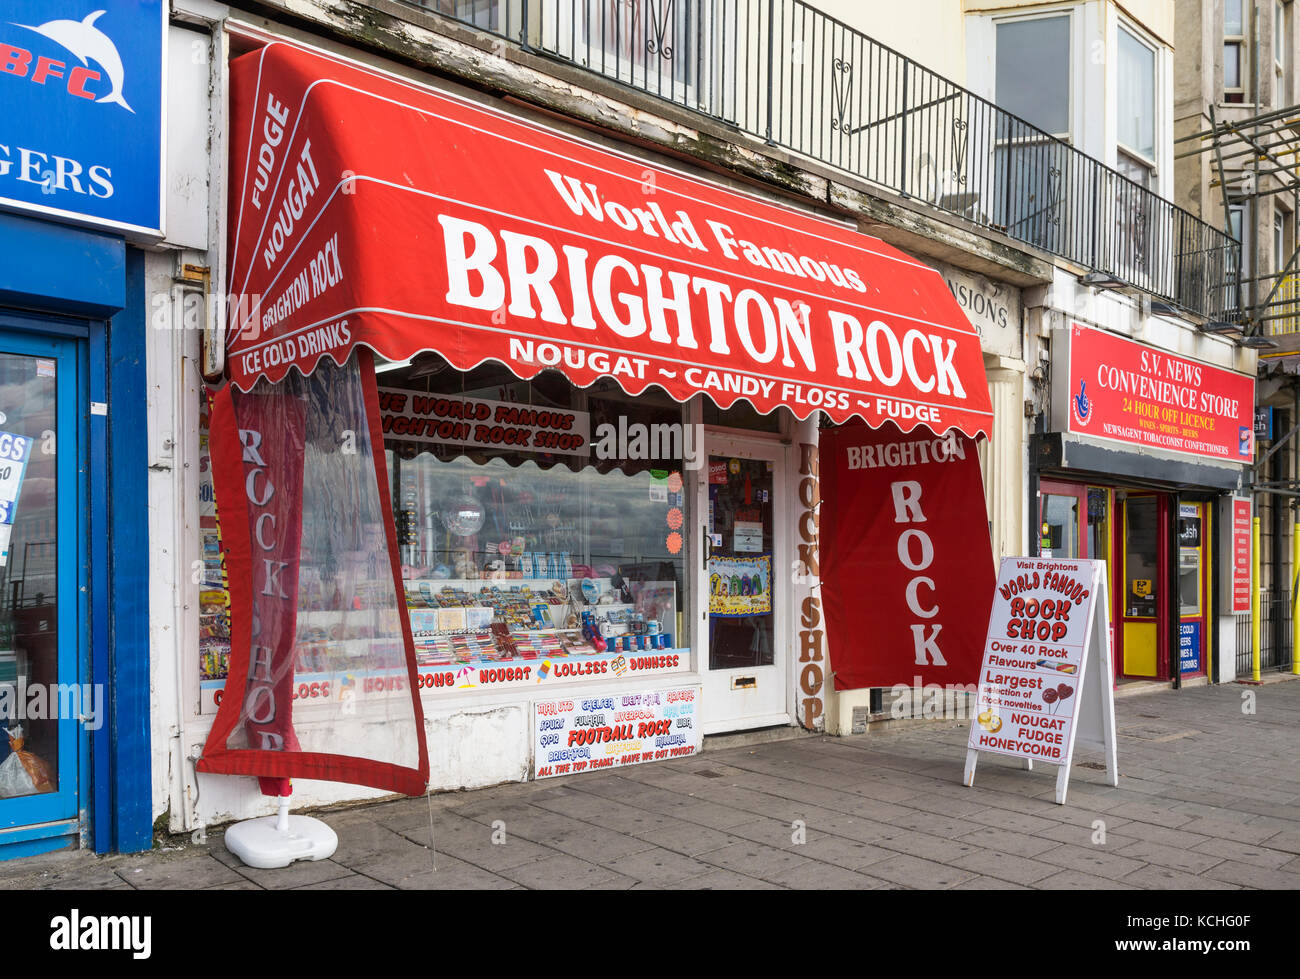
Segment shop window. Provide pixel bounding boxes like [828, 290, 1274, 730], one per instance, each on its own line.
[380, 358, 690, 681]
[1125, 495, 1159, 618]
[702, 398, 781, 433]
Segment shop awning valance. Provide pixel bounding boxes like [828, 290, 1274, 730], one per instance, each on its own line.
[226, 42, 993, 437]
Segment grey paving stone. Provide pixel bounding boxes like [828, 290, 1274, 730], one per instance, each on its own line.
[1112, 840, 1225, 875]
[953, 826, 1060, 858]
[1175, 818, 1279, 844]
[863, 853, 979, 889]
[764, 861, 889, 889]
[873, 828, 982, 864]
[633, 821, 747, 856]
[786, 833, 896, 871]
[1122, 865, 1242, 890]
[1103, 800, 1197, 828]
[671, 869, 782, 889]
[695, 841, 820, 882]
[1191, 837, 1297, 869]
[964, 808, 1064, 835]
[393, 854, 525, 890]
[1033, 869, 1141, 889]
[950, 875, 1030, 889]
[672, 800, 780, 830]
[1034, 843, 1149, 880]
[949, 849, 1061, 885]
[1096, 821, 1211, 850]
[1032, 822, 1139, 850]
[413, 812, 558, 871]
[496, 853, 624, 889]
[542, 824, 656, 863]
[1203, 859, 1300, 889]
[1260, 830, 1300, 854]
[292, 874, 394, 890]
[115, 854, 245, 890]
[598, 847, 719, 885]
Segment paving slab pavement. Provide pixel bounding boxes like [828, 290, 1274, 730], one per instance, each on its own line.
[3, 676, 1299, 890]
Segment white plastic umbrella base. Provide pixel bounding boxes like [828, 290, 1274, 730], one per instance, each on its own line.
[225, 806, 338, 870]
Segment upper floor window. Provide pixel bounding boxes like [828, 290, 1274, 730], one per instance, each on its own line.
[1118, 25, 1156, 182]
[1225, 0, 1248, 102]
[995, 14, 1071, 138]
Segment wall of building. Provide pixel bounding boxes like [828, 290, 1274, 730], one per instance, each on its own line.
[824, 0, 968, 79]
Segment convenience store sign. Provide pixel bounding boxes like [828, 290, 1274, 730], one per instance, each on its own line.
[1058, 323, 1254, 463]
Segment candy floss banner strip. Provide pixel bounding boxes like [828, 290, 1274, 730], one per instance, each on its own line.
[534, 687, 702, 779]
[224, 41, 993, 437]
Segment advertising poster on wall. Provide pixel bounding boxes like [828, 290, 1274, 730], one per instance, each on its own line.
[707, 554, 772, 617]
[0, 431, 33, 568]
[1232, 498, 1252, 614]
[533, 686, 701, 778]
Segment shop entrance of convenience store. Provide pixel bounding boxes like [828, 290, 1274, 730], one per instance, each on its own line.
[1038, 480, 1212, 683]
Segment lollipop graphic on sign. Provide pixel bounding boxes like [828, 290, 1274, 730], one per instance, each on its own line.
[1042, 683, 1074, 715]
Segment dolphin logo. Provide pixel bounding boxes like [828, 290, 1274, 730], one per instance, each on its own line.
[11, 10, 132, 112]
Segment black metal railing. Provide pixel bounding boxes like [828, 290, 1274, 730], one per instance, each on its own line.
[403, 0, 1240, 319]
[1235, 590, 1295, 677]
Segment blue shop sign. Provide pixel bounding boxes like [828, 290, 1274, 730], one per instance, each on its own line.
[0, 2, 164, 236]
[1179, 621, 1201, 674]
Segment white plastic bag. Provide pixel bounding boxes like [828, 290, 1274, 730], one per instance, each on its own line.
[0, 749, 36, 798]
[0, 725, 52, 798]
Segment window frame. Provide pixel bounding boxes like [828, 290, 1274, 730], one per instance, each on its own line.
[1225, 0, 1249, 103]
[993, 7, 1075, 142]
[1116, 21, 1159, 179]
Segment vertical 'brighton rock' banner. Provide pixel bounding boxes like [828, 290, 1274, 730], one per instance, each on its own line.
[819, 420, 995, 691]
[963, 557, 1118, 805]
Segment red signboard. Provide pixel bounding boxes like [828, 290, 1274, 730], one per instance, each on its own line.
[819, 421, 995, 689]
[223, 42, 992, 437]
[1063, 323, 1254, 463]
[1233, 498, 1252, 614]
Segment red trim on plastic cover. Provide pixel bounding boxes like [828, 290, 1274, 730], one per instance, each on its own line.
[197, 382, 428, 797]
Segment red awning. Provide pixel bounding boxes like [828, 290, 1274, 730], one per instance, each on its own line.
[226, 42, 993, 436]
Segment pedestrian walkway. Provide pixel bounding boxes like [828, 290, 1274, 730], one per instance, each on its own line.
[4, 677, 1299, 889]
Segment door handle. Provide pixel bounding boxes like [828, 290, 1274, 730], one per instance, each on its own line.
[703, 524, 709, 571]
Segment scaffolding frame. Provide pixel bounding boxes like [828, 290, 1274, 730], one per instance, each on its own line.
[1176, 101, 1300, 337]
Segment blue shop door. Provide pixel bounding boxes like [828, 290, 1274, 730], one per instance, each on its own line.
[0, 329, 81, 854]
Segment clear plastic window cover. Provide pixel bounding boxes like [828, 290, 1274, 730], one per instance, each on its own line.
[225, 353, 420, 771]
